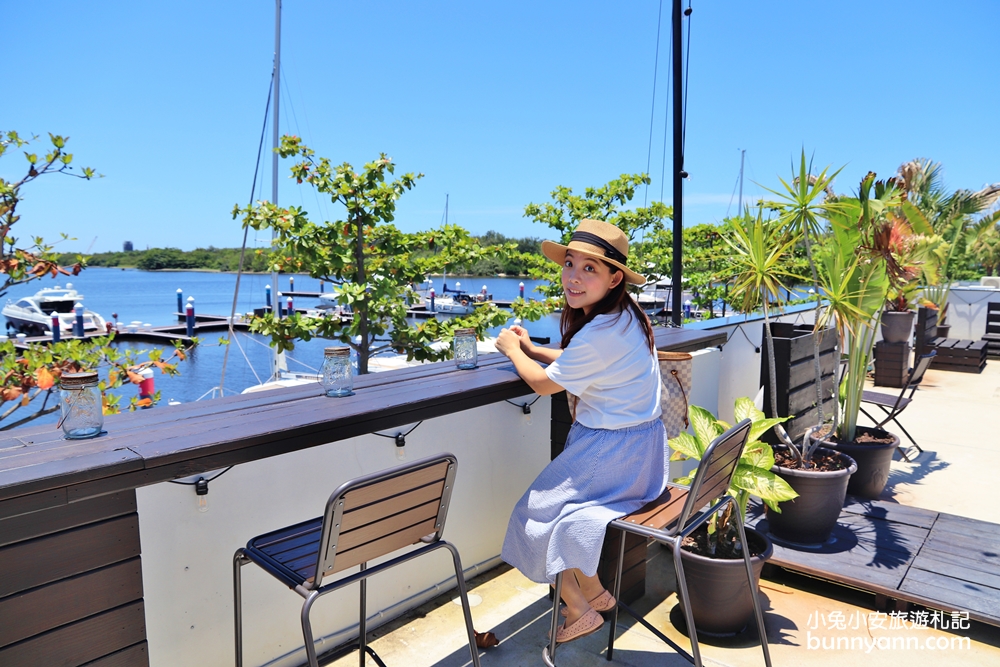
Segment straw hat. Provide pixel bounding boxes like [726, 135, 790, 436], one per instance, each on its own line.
[540, 219, 645, 286]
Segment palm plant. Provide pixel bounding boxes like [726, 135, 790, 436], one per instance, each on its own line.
[670, 398, 798, 555]
[723, 206, 802, 446]
[763, 150, 847, 428]
[970, 215, 1000, 276]
[819, 173, 902, 444]
[898, 158, 1000, 322]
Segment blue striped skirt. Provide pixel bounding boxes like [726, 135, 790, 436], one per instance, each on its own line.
[501, 418, 667, 584]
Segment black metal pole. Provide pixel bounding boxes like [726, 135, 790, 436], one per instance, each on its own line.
[671, 0, 683, 326]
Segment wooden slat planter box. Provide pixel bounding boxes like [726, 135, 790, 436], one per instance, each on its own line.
[873, 341, 910, 388]
[760, 323, 838, 443]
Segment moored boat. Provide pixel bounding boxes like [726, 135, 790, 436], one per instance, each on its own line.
[2, 284, 107, 336]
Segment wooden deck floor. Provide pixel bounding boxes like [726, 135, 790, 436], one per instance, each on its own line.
[748, 497, 1000, 627]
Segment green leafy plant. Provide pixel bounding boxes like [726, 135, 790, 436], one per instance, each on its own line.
[899, 158, 1000, 322]
[722, 205, 803, 442]
[517, 173, 672, 321]
[817, 173, 903, 445]
[669, 398, 798, 556]
[1, 131, 187, 429]
[234, 137, 514, 373]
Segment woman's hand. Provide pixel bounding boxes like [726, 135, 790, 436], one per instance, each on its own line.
[508, 325, 533, 353]
[495, 328, 522, 359]
[495, 327, 563, 396]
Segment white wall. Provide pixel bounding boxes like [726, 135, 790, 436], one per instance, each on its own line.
[943, 286, 1000, 340]
[137, 397, 551, 667]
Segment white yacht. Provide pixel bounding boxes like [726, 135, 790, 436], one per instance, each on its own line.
[2, 284, 107, 336]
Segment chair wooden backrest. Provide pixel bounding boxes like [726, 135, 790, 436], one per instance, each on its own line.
[675, 418, 752, 531]
[618, 419, 752, 535]
[313, 454, 457, 588]
[908, 350, 936, 388]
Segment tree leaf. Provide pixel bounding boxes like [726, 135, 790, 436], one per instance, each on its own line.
[34, 367, 55, 390]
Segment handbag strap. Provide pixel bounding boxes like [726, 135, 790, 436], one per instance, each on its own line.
[658, 350, 692, 429]
[669, 369, 689, 428]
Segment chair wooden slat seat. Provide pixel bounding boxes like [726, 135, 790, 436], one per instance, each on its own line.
[621, 485, 688, 529]
[234, 454, 481, 667]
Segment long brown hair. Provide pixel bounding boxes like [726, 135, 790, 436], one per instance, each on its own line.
[559, 264, 656, 353]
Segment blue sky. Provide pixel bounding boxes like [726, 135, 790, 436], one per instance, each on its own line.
[5, 1, 998, 253]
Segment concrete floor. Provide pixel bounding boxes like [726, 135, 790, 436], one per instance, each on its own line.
[330, 362, 1000, 667]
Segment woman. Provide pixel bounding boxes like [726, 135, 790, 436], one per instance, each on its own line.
[495, 218, 666, 644]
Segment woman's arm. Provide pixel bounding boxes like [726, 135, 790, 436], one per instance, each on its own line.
[495, 328, 563, 396]
[509, 325, 562, 364]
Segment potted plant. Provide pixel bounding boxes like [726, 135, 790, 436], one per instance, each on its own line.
[808, 174, 906, 500]
[668, 398, 798, 636]
[880, 219, 923, 343]
[723, 207, 856, 546]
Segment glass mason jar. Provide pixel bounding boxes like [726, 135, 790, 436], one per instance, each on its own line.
[59, 371, 104, 439]
[321, 347, 355, 397]
[453, 328, 478, 370]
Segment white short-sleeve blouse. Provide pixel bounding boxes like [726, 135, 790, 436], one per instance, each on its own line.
[544, 312, 662, 430]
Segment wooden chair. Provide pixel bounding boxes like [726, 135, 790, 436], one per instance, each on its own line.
[234, 454, 481, 667]
[860, 350, 936, 462]
[542, 419, 769, 667]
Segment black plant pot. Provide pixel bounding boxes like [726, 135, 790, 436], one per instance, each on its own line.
[936, 324, 951, 338]
[880, 310, 915, 344]
[676, 527, 772, 636]
[765, 447, 857, 546]
[820, 427, 899, 499]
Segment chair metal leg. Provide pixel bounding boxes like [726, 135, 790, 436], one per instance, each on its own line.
[859, 405, 884, 428]
[233, 549, 248, 667]
[606, 528, 626, 661]
[733, 511, 772, 667]
[358, 562, 368, 667]
[542, 571, 563, 666]
[672, 537, 703, 667]
[890, 418, 922, 452]
[442, 541, 483, 667]
[301, 590, 321, 667]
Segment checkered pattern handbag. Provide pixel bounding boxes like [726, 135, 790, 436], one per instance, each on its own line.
[564, 351, 693, 432]
[658, 351, 693, 439]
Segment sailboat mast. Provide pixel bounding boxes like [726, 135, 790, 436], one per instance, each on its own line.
[670, 0, 683, 326]
[270, 0, 283, 380]
[443, 194, 449, 291]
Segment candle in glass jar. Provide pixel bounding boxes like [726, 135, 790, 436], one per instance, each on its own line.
[453, 328, 478, 370]
[59, 371, 104, 439]
[321, 347, 355, 397]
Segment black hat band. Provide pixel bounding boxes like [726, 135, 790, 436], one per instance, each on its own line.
[570, 231, 628, 265]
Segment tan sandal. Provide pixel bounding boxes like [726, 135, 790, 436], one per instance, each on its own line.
[560, 589, 616, 616]
[556, 608, 604, 644]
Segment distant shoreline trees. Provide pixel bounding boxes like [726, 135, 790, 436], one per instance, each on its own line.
[58, 232, 544, 276]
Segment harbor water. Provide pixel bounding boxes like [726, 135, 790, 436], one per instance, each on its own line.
[2, 269, 558, 425]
